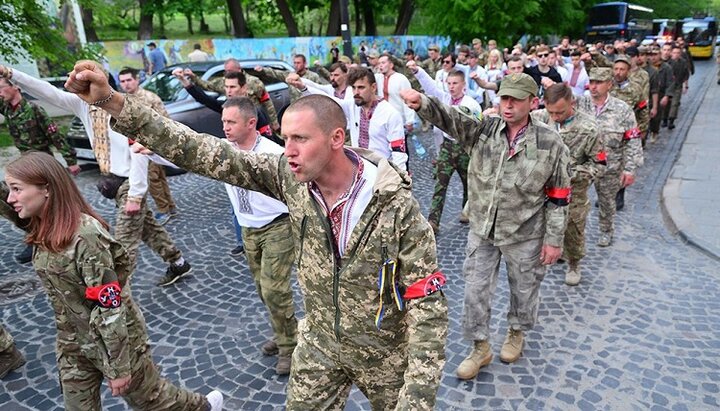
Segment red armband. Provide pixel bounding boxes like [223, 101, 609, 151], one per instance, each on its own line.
[390, 139, 406, 152]
[636, 100, 648, 110]
[624, 128, 641, 140]
[545, 186, 572, 206]
[403, 272, 446, 300]
[85, 281, 122, 308]
[259, 91, 270, 103]
[127, 138, 136, 145]
[258, 124, 272, 137]
[594, 150, 607, 165]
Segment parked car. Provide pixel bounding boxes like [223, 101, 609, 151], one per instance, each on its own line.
[66, 59, 293, 162]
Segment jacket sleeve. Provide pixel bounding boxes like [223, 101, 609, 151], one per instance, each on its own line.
[127, 150, 149, 200]
[11, 70, 88, 118]
[395, 197, 447, 411]
[76, 232, 131, 379]
[186, 84, 223, 113]
[621, 109, 644, 173]
[416, 94, 483, 150]
[414, 67, 446, 100]
[543, 142, 571, 248]
[194, 76, 225, 94]
[112, 96, 285, 201]
[575, 121, 605, 181]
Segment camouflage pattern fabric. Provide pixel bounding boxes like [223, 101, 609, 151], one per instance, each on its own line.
[0, 324, 14, 352]
[259, 66, 328, 103]
[388, 54, 424, 92]
[0, 98, 77, 166]
[112, 95, 448, 410]
[195, 73, 280, 129]
[421, 58, 442, 80]
[242, 220, 297, 356]
[532, 109, 604, 264]
[628, 68, 650, 135]
[416, 95, 572, 248]
[114, 180, 183, 272]
[428, 139, 470, 226]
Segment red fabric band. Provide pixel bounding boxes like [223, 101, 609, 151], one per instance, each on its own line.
[636, 100, 648, 110]
[403, 272, 446, 300]
[259, 92, 270, 103]
[85, 281, 122, 308]
[624, 128, 641, 140]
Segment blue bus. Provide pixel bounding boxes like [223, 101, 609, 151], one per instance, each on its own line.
[586, 2, 654, 43]
[682, 16, 717, 58]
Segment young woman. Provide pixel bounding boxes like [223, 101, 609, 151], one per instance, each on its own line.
[4, 151, 223, 411]
[485, 49, 506, 107]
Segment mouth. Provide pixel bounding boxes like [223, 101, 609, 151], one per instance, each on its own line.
[287, 160, 300, 173]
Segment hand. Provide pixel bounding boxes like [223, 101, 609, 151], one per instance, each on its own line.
[272, 123, 281, 133]
[313, 60, 322, 67]
[183, 68, 196, 79]
[131, 142, 153, 155]
[483, 106, 499, 116]
[540, 77, 555, 89]
[404, 123, 414, 133]
[540, 245, 562, 265]
[580, 52, 592, 62]
[621, 172, 635, 187]
[108, 375, 132, 396]
[285, 73, 304, 89]
[660, 96, 669, 107]
[400, 89, 422, 110]
[124, 200, 141, 215]
[65, 60, 113, 104]
[0, 65, 8, 78]
[405, 60, 418, 74]
[171, 68, 184, 78]
[254, 65, 264, 72]
[67, 165, 81, 176]
[469, 70, 478, 80]
[650, 106, 657, 118]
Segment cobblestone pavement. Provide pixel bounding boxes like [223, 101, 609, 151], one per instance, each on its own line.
[1, 61, 719, 411]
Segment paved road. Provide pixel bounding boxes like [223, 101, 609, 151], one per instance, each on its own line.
[1, 61, 719, 411]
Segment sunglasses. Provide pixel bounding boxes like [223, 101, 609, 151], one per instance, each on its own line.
[443, 60, 453, 64]
[537, 53, 549, 58]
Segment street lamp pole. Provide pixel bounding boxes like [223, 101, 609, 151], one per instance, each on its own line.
[339, 0, 353, 58]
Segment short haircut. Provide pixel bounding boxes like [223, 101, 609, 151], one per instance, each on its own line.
[544, 83, 573, 105]
[224, 71, 247, 86]
[222, 97, 257, 119]
[458, 45, 471, 55]
[285, 94, 346, 135]
[447, 69, 466, 82]
[570, 50, 582, 57]
[536, 45, 550, 54]
[294, 54, 307, 63]
[118, 67, 140, 79]
[329, 62, 348, 73]
[193, 43, 201, 50]
[443, 52, 456, 65]
[507, 55, 523, 64]
[347, 67, 375, 86]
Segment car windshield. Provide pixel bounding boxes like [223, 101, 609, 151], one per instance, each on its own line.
[142, 70, 202, 103]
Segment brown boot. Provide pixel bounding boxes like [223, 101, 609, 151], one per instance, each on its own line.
[261, 340, 278, 356]
[456, 340, 492, 380]
[500, 329, 524, 363]
[0, 344, 26, 379]
[565, 262, 581, 286]
[275, 354, 292, 375]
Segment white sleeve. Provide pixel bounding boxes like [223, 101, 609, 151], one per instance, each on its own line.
[303, 78, 335, 96]
[415, 68, 447, 100]
[127, 151, 149, 199]
[11, 70, 89, 117]
[148, 153, 180, 168]
[386, 109, 408, 171]
[398, 76, 416, 125]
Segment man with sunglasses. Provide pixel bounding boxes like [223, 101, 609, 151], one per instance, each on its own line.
[523, 45, 563, 107]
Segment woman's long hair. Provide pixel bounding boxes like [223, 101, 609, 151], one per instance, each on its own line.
[5, 151, 108, 253]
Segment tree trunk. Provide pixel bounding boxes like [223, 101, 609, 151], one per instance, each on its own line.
[159, 12, 165, 37]
[81, 6, 99, 42]
[363, 1, 376, 36]
[353, 0, 362, 35]
[326, 0, 341, 36]
[226, 0, 250, 37]
[137, 0, 154, 40]
[185, 13, 194, 35]
[276, 0, 300, 37]
[200, 11, 209, 33]
[394, 0, 414, 35]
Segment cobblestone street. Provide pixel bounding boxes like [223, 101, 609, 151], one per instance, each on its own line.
[1, 61, 719, 410]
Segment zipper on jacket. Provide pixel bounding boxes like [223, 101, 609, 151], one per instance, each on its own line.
[297, 216, 308, 268]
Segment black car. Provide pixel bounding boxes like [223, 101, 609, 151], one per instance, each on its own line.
[67, 59, 293, 161]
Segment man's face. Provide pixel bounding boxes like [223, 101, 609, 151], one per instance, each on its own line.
[221, 106, 255, 144]
[536, 50, 550, 67]
[561, 38, 570, 47]
[224, 61, 241, 73]
[507, 61, 524, 74]
[650, 52, 660, 64]
[458, 52, 468, 64]
[547, 53, 557, 67]
[571, 55, 581, 68]
[613, 62, 630, 82]
[224, 78, 247, 98]
[330, 68, 347, 89]
[293, 57, 306, 73]
[441, 56, 454, 71]
[661, 45, 672, 60]
[367, 56, 378, 67]
[352, 77, 376, 107]
[545, 97, 574, 124]
[671, 48, 682, 60]
[404, 53, 414, 63]
[588, 80, 612, 99]
[637, 54, 646, 65]
[473, 42, 482, 52]
[0, 80, 18, 102]
[429, 49, 439, 60]
[446, 74, 465, 99]
[499, 95, 534, 126]
[469, 55, 479, 67]
[118, 73, 140, 94]
[377, 56, 393, 74]
[676, 38, 685, 47]
[282, 109, 336, 183]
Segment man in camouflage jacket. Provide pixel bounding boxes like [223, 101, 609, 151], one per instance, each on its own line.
[255, 54, 327, 103]
[403, 73, 571, 379]
[67, 62, 448, 410]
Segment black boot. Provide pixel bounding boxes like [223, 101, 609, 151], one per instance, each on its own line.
[15, 245, 33, 264]
[668, 119, 675, 130]
[616, 188, 625, 211]
[661, 119, 668, 128]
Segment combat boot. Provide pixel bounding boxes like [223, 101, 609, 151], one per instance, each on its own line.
[565, 262, 581, 286]
[276, 354, 292, 375]
[661, 119, 668, 128]
[456, 340, 493, 380]
[500, 329, 524, 363]
[650, 132, 658, 143]
[261, 340, 278, 356]
[0, 344, 26, 379]
[459, 211, 469, 224]
[597, 232, 613, 247]
[668, 119, 676, 130]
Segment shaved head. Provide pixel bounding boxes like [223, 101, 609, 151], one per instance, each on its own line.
[284, 94, 346, 135]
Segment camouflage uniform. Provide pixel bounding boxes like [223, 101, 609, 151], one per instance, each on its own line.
[258, 66, 327, 103]
[0, 98, 77, 166]
[577, 95, 643, 236]
[639, 62, 659, 134]
[421, 57, 442, 80]
[651, 60, 674, 133]
[416, 94, 571, 339]
[132, 88, 177, 214]
[0, 325, 14, 353]
[34, 214, 208, 410]
[388, 54, 423, 92]
[628, 68, 651, 136]
[668, 58, 690, 120]
[113, 96, 448, 410]
[532, 109, 605, 265]
[195, 74, 280, 129]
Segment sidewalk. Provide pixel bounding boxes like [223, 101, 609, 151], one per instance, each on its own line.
[662, 73, 720, 260]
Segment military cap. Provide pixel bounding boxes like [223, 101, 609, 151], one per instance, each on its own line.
[498, 73, 538, 99]
[613, 55, 632, 66]
[472, 38, 482, 45]
[648, 47, 660, 54]
[368, 50, 380, 58]
[588, 67, 613, 81]
[338, 55, 352, 64]
[625, 46, 639, 57]
[637, 45, 649, 55]
[428, 44, 440, 52]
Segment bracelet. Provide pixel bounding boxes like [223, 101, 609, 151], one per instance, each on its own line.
[91, 89, 115, 106]
[126, 196, 143, 204]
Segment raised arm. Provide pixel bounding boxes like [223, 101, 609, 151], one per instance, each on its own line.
[1, 66, 88, 117]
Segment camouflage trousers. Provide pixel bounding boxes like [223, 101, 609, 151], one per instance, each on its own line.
[563, 178, 591, 265]
[461, 231, 545, 341]
[428, 139, 470, 226]
[242, 218, 297, 356]
[636, 106, 650, 136]
[147, 162, 176, 214]
[668, 86, 683, 119]
[595, 168, 622, 235]
[58, 347, 208, 411]
[286, 321, 408, 410]
[114, 181, 182, 272]
[0, 324, 14, 352]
